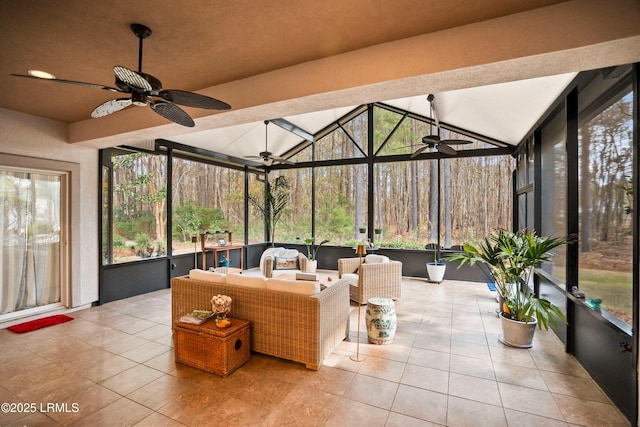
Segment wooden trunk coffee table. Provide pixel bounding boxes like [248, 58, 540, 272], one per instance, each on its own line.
[174, 318, 250, 377]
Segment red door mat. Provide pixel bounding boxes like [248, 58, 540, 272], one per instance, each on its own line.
[7, 314, 73, 333]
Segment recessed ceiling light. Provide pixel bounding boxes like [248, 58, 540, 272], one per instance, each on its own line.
[27, 69, 55, 79]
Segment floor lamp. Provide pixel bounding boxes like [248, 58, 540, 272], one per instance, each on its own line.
[350, 244, 367, 362]
[192, 236, 198, 269]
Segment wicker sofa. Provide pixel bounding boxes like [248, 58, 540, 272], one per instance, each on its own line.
[171, 270, 350, 370]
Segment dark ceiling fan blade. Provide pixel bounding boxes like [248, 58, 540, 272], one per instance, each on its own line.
[10, 73, 121, 92]
[411, 145, 430, 158]
[436, 143, 457, 155]
[91, 98, 133, 118]
[159, 90, 231, 110]
[422, 135, 440, 144]
[149, 100, 195, 127]
[271, 156, 295, 165]
[440, 139, 473, 145]
[113, 66, 153, 92]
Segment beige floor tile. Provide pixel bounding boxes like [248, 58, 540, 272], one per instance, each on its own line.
[449, 372, 502, 406]
[493, 362, 548, 391]
[324, 398, 389, 427]
[401, 363, 449, 394]
[121, 341, 172, 363]
[297, 364, 356, 395]
[449, 353, 495, 380]
[262, 384, 339, 427]
[357, 355, 406, 382]
[46, 383, 121, 425]
[449, 339, 492, 361]
[498, 382, 565, 421]
[406, 347, 450, 371]
[391, 384, 448, 425]
[446, 396, 507, 427]
[100, 364, 165, 395]
[343, 373, 399, 410]
[80, 354, 139, 383]
[385, 411, 443, 426]
[553, 393, 629, 426]
[133, 411, 187, 427]
[127, 375, 202, 411]
[68, 397, 152, 427]
[541, 370, 610, 402]
[503, 408, 570, 427]
[135, 323, 172, 341]
[98, 334, 150, 355]
[0, 280, 630, 427]
[143, 348, 177, 373]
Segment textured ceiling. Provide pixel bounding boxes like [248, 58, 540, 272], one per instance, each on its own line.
[1, 0, 639, 155]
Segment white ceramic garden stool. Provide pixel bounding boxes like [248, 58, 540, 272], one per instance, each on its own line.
[365, 297, 397, 344]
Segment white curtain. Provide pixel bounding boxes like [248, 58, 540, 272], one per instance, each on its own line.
[0, 170, 61, 315]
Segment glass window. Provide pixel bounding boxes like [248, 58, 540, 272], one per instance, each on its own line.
[540, 107, 567, 281]
[315, 164, 368, 246]
[578, 86, 633, 326]
[441, 156, 514, 248]
[172, 158, 245, 254]
[110, 152, 167, 263]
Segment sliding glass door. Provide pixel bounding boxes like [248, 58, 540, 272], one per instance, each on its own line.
[0, 168, 62, 317]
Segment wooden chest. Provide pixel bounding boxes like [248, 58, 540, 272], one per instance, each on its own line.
[174, 318, 250, 377]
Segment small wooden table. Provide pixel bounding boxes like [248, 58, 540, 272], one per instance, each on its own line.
[174, 318, 250, 377]
[200, 232, 244, 270]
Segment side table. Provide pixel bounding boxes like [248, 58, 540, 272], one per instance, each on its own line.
[174, 318, 250, 377]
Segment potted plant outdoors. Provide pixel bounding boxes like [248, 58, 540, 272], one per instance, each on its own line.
[426, 243, 446, 283]
[248, 176, 289, 247]
[446, 229, 573, 348]
[299, 237, 329, 273]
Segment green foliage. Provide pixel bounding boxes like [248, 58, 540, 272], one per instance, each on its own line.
[298, 237, 330, 260]
[248, 176, 289, 245]
[134, 233, 154, 258]
[173, 201, 226, 242]
[115, 215, 155, 240]
[112, 234, 126, 249]
[446, 229, 574, 329]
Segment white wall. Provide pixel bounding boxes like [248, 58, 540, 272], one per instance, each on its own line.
[0, 108, 99, 307]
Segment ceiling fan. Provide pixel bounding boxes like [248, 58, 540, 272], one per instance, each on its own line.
[245, 120, 294, 166]
[10, 23, 231, 127]
[411, 94, 472, 157]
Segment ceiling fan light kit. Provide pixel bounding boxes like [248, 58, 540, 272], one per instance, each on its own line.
[11, 23, 231, 127]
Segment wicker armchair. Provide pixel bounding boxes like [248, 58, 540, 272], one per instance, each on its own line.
[338, 257, 402, 304]
[261, 250, 308, 278]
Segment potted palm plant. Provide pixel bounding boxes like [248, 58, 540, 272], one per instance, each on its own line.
[447, 229, 572, 348]
[298, 237, 329, 273]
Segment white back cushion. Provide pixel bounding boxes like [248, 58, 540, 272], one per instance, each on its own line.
[365, 254, 390, 264]
[226, 273, 267, 289]
[189, 269, 226, 283]
[266, 278, 320, 295]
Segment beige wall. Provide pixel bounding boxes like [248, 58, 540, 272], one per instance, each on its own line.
[0, 107, 99, 307]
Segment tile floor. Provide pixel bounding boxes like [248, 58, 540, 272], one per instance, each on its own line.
[0, 274, 630, 426]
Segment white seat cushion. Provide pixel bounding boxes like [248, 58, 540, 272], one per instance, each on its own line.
[342, 273, 359, 287]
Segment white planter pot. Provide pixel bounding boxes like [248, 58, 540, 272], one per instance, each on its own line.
[306, 259, 317, 273]
[426, 263, 446, 283]
[499, 315, 537, 348]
